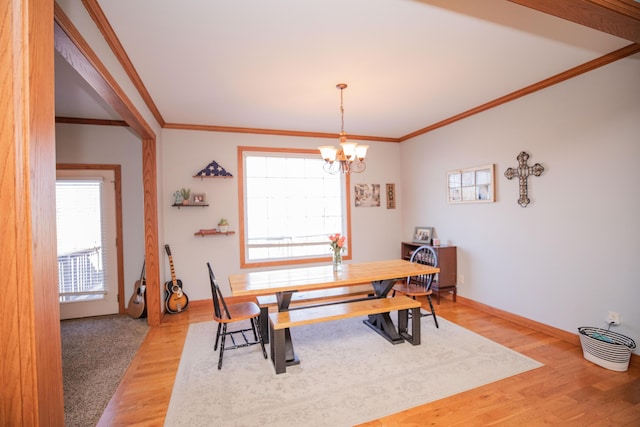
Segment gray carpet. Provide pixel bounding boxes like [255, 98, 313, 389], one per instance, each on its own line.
[165, 315, 543, 426]
[61, 314, 149, 427]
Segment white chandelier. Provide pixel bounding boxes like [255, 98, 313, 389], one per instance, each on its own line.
[318, 83, 369, 174]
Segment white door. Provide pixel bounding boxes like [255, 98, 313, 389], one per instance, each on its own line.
[57, 169, 119, 319]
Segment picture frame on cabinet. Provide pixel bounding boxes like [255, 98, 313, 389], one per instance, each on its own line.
[413, 226, 433, 244]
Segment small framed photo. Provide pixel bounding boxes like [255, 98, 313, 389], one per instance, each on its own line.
[413, 226, 433, 245]
[191, 193, 207, 205]
[386, 183, 396, 209]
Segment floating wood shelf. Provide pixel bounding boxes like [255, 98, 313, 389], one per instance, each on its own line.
[172, 204, 209, 208]
[194, 229, 235, 237]
[193, 175, 233, 179]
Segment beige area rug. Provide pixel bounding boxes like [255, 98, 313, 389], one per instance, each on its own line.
[165, 315, 542, 426]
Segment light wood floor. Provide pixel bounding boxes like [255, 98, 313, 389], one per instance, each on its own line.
[97, 296, 640, 426]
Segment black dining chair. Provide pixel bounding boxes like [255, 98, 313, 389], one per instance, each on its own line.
[207, 262, 267, 369]
[392, 245, 439, 329]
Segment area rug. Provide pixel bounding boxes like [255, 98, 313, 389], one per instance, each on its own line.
[165, 315, 542, 427]
[61, 314, 149, 427]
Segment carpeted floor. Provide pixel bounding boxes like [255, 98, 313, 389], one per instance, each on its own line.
[165, 315, 543, 426]
[61, 314, 149, 427]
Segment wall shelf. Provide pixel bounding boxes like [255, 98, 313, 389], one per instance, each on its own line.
[193, 175, 233, 180]
[194, 229, 235, 237]
[172, 203, 209, 208]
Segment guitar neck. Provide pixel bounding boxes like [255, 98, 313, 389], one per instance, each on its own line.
[168, 256, 178, 284]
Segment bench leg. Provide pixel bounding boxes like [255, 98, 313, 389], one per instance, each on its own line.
[410, 306, 421, 345]
[398, 307, 421, 345]
[259, 306, 269, 344]
[270, 324, 301, 374]
[270, 324, 286, 374]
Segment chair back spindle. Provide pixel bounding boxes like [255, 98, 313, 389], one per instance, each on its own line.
[408, 246, 438, 290]
[207, 262, 231, 320]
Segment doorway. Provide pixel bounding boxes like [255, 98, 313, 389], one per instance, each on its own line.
[57, 166, 123, 319]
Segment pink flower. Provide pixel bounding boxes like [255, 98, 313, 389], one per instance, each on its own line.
[329, 233, 346, 253]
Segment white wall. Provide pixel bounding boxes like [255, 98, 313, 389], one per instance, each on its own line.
[401, 54, 640, 350]
[56, 124, 146, 304]
[160, 130, 402, 301]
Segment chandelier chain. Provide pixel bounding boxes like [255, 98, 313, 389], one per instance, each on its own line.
[340, 86, 345, 135]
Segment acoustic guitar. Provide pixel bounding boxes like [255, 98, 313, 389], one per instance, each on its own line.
[127, 261, 147, 318]
[164, 244, 189, 314]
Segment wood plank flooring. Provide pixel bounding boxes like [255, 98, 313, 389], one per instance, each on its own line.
[98, 296, 640, 426]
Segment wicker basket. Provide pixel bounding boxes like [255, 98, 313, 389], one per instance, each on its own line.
[578, 327, 636, 372]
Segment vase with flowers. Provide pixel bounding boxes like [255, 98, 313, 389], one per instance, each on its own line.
[329, 233, 346, 272]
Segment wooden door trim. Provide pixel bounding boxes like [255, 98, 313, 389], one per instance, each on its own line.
[54, 5, 161, 327]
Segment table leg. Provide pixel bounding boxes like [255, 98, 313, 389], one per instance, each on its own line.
[370, 278, 397, 298]
[362, 279, 406, 344]
[363, 312, 406, 344]
[276, 291, 300, 368]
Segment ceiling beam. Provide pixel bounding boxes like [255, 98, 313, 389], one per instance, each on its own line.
[53, 4, 155, 139]
[508, 0, 640, 43]
[81, 0, 166, 127]
[163, 123, 401, 143]
[400, 43, 640, 141]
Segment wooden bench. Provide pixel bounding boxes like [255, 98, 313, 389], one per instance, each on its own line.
[268, 295, 422, 374]
[256, 284, 374, 343]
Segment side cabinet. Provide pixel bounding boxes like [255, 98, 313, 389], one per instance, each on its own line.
[401, 242, 457, 304]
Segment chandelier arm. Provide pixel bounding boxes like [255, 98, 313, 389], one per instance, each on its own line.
[319, 82, 368, 175]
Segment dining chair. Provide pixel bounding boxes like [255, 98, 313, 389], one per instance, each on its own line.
[392, 245, 439, 328]
[207, 262, 267, 369]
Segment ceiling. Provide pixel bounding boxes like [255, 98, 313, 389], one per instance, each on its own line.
[54, 0, 640, 141]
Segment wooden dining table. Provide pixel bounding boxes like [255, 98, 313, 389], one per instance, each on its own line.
[228, 259, 439, 368]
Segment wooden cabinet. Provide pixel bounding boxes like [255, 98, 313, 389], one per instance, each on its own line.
[401, 242, 457, 304]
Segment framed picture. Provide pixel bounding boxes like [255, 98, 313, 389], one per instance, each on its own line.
[386, 183, 396, 209]
[413, 226, 433, 244]
[447, 164, 495, 204]
[191, 193, 207, 205]
[354, 184, 381, 207]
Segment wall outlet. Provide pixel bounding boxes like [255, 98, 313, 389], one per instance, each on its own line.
[458, 274, 464, 285]
[606, 311, 621, 325]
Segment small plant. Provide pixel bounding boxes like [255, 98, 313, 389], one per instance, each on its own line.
[217, 217, 229, 232]
[180, 188, 191, 200]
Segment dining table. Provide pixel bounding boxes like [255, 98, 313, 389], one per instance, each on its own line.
[228, 259, 439, 369]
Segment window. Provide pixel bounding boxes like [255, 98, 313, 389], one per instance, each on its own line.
[239, 147, 351, 268]
[447, 164, 495, 203]
[56, 178, 107, 302]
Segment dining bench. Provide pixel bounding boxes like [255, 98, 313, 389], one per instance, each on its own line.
[268, 295, 421, 374]
[256, 284, 375, 343]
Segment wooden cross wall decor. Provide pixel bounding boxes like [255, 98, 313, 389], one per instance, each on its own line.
[504, 151, 544, 207]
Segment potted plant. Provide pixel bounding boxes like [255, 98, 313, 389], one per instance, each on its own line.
[218, 218, 229, 233]
[180, 188, 191, 205]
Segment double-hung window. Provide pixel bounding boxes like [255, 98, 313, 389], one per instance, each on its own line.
[239, 146, 351, 268]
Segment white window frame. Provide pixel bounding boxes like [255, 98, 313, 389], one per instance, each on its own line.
[56, 177, 107, 302]
[238, 146, 352, 268]
[447, 164, 495, 204]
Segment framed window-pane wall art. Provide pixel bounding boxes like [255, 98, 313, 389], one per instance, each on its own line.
[447, 164, 495, 204]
